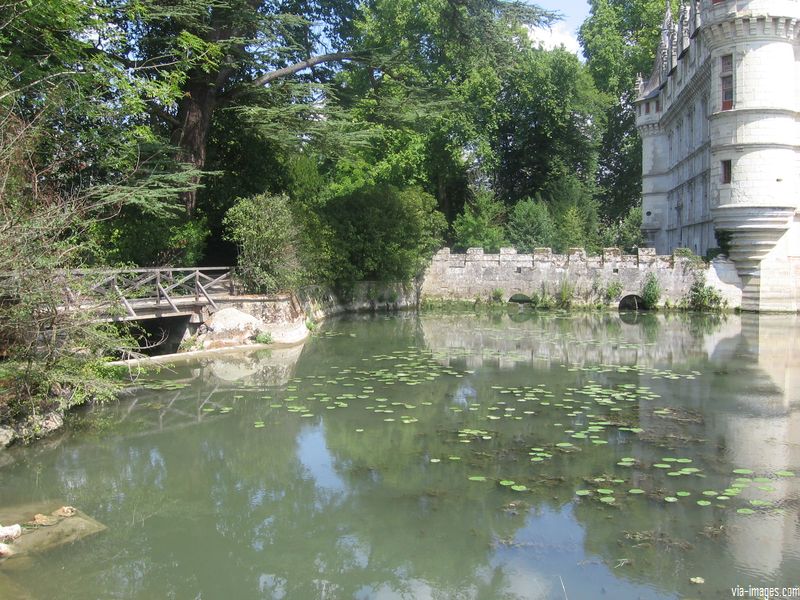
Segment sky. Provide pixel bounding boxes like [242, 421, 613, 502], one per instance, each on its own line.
[527, 0, 591, 56]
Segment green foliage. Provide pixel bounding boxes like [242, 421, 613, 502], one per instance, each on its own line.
[254, 332, 273, 344]
[491, 288, 505, 303]
[322, 184, 446, 285]
[506, 197, 557, 252]
[452, 191, 507, 253]
[686, 275, 726, 312]
[224, 193, 304, 294]
[641, 272, 661, 310]
[605, 280, 623, 303]
[580, 0, 679, 220]
[673, 248, 706, 268]
[529, 283, 555, 310]
[492, 48, 609, 205]
[556, 279, 575, 309]
[713, 230, 734, 257]
[558, 206, 589, 252]
[599, 205, 645, 254]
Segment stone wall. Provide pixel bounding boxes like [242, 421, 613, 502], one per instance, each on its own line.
[420, 247, 742, 308]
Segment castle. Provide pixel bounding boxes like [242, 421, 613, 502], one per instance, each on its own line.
[635, 0, 800, 311]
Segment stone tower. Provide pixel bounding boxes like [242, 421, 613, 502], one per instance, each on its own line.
[635, 0, 800, 311]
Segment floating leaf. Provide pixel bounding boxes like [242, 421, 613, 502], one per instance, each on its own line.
[468, 476, 487, 482]
[575, 490, 592, 496]
[511, 485, 528, 492]
[697, 500, 711, 506]
[664, 497, 678, 503]
[736, 508, 755, 515]
[733, 468, 754, 475]
[499, 480, 515, 487]
[776, 470, 796, 477]
[628, 489, 645, 495]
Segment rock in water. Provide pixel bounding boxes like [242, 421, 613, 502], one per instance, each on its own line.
[0, 524, 21, 541]
[0, 426, 15, 448]
[0, 543, 13, 558]
[29, 514, 58, 527]
[195, 307, 270, 350]
[52, 506, 76, 518]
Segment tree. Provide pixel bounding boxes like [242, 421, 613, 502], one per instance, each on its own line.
[452, 191, 506, 253]
[102, 0, 557, 217]
[506, 197, 557, 252]
[492, 47, 608, 205]
[599, 205, 645, 253]
[579, 0, 678, 219]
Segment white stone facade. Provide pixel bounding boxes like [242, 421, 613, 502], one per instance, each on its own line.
[635, 0, 800, 311]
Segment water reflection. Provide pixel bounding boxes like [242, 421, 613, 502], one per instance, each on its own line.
[0, 312, 798, 599]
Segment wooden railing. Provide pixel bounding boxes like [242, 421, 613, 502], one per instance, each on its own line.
[65, 267, 235, 320]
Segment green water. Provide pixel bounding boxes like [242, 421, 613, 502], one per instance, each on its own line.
[1, 311, 799, 599]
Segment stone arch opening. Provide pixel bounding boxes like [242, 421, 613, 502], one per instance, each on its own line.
[508, 293, 532, 304]
[619, 294, 646, 311]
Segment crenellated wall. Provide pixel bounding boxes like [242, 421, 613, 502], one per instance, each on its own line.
[420, 247, 743, 308]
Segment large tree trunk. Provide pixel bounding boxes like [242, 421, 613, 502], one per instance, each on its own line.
[171, 77, 217, 216]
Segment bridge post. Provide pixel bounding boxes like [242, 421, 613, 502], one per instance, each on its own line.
[156, 271, 161, 306]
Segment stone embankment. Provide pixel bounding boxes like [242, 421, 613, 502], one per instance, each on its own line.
[420, 247, 743, 308]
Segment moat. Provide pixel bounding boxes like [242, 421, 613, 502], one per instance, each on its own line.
[1, 311, 799, 599]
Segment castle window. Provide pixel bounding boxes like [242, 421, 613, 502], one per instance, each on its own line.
[712, 0, 725, 4]
[645, 102, 651, 114]
[721, 54, 734, 110]
[721, 160, 732, 184]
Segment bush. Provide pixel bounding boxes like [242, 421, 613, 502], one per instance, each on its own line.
[323, 184, 446, 285]
[556, 278, 574, 309]
[673, 247, 706, 267]
[491, 288, 505, 303]
[452, 190, 507, 253]
[686, 275, 726, 312]
[506, 197, 557, 252]
[254, 332, 273, 344]
[641, 273, 661, 309]
[605, 280, 623, 303]
[224, 193, 304, 294]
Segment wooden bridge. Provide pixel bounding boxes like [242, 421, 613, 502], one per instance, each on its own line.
[65, 267, 235, 321]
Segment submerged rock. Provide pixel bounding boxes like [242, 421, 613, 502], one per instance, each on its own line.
[0, 426, 14, 448]
[13, 411, 64, 442]
[0, 543, 13, 558]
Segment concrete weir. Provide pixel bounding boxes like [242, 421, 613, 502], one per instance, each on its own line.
[420, 247, 744, 309]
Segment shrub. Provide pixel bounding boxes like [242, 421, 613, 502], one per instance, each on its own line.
[686, 275, 726, 312]
[641, 273, 661, 309]
[254, 332, 273, 344]
[556, 278, 574, 309]
[673, 247, 706, 268]
[224, 193, 304, 294]
[452, 190, 507, 253]
[605, 280, 623, 303]
[491, 288, 505, 303]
